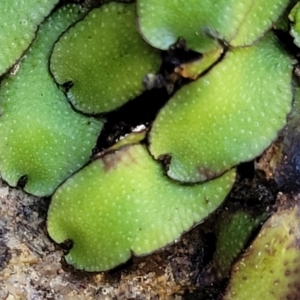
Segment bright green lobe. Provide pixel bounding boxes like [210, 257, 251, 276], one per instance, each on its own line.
[230, 0, 290, 46]
[137, 0, 289, 53]
[0, 0, 59, 76]
[150, 33, 292, 183]
[47, 144, 235, 271]
[137, 0, 247, 52]
[0, 5, 103, 196]
[50, 2, 161, 114]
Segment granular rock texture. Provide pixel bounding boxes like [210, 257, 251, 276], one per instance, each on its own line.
[0, 179, 204, 299]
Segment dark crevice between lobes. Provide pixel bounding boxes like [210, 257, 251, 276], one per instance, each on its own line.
[163, 37, 202, 68]
[57, 35, 227, 155]
[274, 28, 300, 58]
[17, 175, 28, 190]
[96, 87, 170, 152]
[156, 153, 171, 171]
[274, 133, 300, 194]
[161, 36, 228, 82]
[61, 80, 74, 91]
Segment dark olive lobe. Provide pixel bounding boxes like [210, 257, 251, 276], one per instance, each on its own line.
[224, 202, 300, 299]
